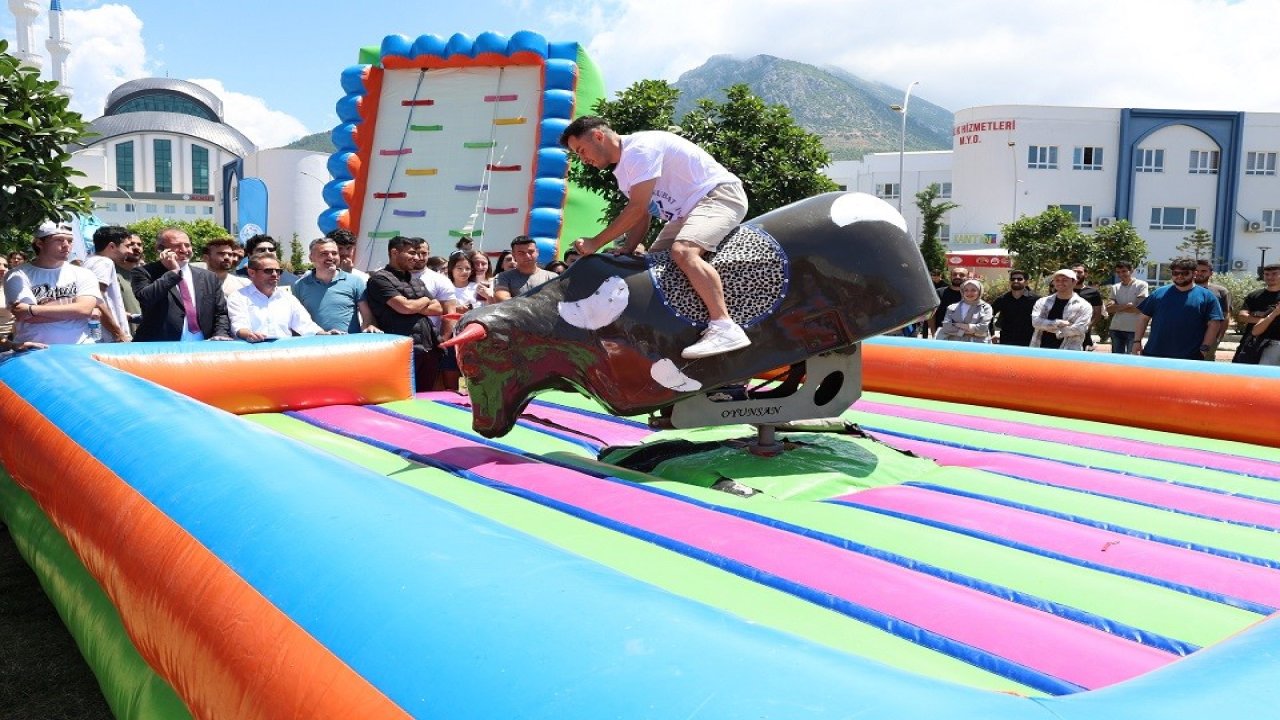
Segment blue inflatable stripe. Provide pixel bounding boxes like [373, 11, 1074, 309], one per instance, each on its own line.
[343, 409, 1200, 656]
[903, 482, 1280, 571]
[829, 499, 1276, 616]
[284, 408, 1085, 696]
[862, 424, 1280, 508]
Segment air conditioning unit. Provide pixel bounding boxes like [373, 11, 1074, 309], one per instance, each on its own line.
[1094, 216, 1116, 228]
[1232, 259, 1247, 271]
[1246, 220, 1264, 233]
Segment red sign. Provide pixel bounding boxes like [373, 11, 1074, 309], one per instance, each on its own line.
[947, 253, 1012, 268]
[953, 119, 1016, 146]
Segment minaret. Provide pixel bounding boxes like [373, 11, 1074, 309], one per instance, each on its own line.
[46, 0, 72, 97]
[7, 0, 43, 71]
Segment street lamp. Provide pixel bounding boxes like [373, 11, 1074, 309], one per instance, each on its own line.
[1260, 246, 1272, 278]
[890, 80, 919, 218]
[112, 186, 139, 223]
[1008, 141, 1018, 220]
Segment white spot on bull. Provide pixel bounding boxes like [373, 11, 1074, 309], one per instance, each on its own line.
[558, 276, 630, 330]
[829, 192, 908, 232]
[650, 359, 702, 392]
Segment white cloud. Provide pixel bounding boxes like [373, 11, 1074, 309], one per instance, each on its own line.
[583, 0, 1280, 113]
[10, 3, 307, 147]
[188, 78, 309, 149]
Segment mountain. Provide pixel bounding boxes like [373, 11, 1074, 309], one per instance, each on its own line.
[672, 55, 953, 160]
[279, 132, 335, 153]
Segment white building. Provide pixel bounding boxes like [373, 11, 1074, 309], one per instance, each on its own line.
[68, 78, 254, 225]
[827, 104, 1280, 279]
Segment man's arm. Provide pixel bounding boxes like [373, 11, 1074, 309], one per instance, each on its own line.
[95, 298, 129, 341]
[131, 264, 181, 308]
[357, 299, 381, 332]
[1132, 314, 1151, 354]
[385, 295, 440, 316]
[576, 179, 656, 255]
[16, 296, 97, 322]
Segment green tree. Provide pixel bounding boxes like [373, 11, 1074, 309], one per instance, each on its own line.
[0, 39, 96, 236]
[915, 183, 957, 275]
[1176, 228, 1215, 262]
[681, 84, 837, 218]
[568, 80, 836, 244]
[1092, 220, 1149, 274]
[999, 207, 1093, 290]
[126, 217, 233, 262]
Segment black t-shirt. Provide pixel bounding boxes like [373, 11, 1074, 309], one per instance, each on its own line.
[367, 266, 439, 352]
[1039, 297, 1068, 350]
[1245, 289, 1280, 341]
[1076, 285, 1101, 348]
[991, 291, 1040, 346]
[933, 286, 963, 329]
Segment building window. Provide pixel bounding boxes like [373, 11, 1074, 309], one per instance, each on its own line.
[938, 182, 952, 198]
[1027, 145, 1058, 169]
[184, 205, 197, 215]
[1150, 206, 1198, 231]
[1136, 148, 1164, 173]
[115, 141, 134, 192]
[164, 204, 177, 215]
[1262, 210, 1280, 232]
[877, 182, 900, 200]
[1054, 204, 1094, 228]
[191, 145, 210, 195]
[124, 203, 135, 213]
[1246, 152, 1278, 176]
[102, 202, 119, 212]
[1189, 150, 1220, 175]
[154, 139, 173, 193]
[939, 223, 951, 242]
[144, 203, 158, 213]
[1072, 146, 1103, 170]
[203, 206, 214, 215]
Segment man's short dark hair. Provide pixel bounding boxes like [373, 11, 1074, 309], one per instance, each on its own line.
[203, 237, 239, 255]
[563, 248, 580, 261]
[309, 237, 337, 251]
[1113, 261, 1132, 270]
[326, 228, 357, 246]
[1195, 258, 1213, 268]
[510, 234, 536, 250]
[1169, 257, 1197, 273]
[387, 235, 425, 253]
[455, 235, 473, 249]
[247, 254, 280, 271]
[93, 226, 130, 253]
[559, 116, 610, 147]
[245, 234, 277, 256]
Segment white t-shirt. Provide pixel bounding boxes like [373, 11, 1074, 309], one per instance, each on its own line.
[82, 255, 127, 342]
[411, 269, 457, 333]
[613, 131, 738, 223]
[3, 262, 103, 344]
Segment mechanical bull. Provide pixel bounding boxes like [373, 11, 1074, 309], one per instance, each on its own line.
[445, 192, 939, 437]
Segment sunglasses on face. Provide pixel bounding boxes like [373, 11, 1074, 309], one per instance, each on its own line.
[1171, 270, 1192, 276]
[256, 268, 284, 275]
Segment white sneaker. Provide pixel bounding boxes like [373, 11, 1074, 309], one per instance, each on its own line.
[682, 323, 751, 359]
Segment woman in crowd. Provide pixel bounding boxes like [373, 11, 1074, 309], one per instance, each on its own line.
[935, 278, 993, 343]
[496, 250, 516, 273]
[469, 250, 494, 305]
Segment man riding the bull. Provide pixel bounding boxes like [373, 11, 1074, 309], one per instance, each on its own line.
[561, 116, 751, 360]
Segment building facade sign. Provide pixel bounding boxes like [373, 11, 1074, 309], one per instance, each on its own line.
[953, 119, 1016, 146]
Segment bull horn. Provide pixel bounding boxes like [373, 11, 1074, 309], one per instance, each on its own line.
[441, 322, 488, 349]
[443, 312, 464, 322]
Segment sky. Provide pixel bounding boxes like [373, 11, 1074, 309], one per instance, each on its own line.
[2, 0, 1274, 149]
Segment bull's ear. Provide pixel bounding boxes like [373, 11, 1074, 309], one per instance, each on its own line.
[441, 323, 488, 349]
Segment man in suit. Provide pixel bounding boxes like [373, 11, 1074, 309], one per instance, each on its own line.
[131, 227, 232, 341]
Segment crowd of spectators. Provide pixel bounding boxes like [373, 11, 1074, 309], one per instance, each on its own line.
[922, 259, 1277, 365]
[5, 220, 1276, 370]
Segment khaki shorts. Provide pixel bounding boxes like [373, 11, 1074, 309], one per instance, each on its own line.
[649, 182, 748, 253]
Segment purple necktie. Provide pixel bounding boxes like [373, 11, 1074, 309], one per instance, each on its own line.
[177, 272, 200, 333]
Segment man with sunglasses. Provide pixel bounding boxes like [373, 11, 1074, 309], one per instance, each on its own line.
[236, 234, 300, 289]
[990, 270, 1039, 346]
[1133, 258, 1223, 360]
[227, 255, 334, 342]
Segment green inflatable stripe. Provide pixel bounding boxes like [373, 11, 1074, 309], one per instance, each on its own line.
[860, 392, 1280, 463]
[245, 412, 1039, 696]
[0, 470, 192, 719]
[843, 408, 1280, 504]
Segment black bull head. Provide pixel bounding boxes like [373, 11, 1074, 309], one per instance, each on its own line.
[447, 192, 939, 437]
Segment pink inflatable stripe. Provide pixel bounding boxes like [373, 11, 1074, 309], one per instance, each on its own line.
[840, 485, 1280, 609]
[855, 400, 1280, 480]
[414, 392, 650, 447]
[300, 405, 1175, 690]
[877, 435, 1280, 530]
